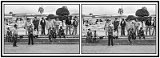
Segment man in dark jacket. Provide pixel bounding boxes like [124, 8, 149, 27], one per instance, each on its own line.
[120, 18, 126, 36]
[108, 24, 114, 46]
[145, 19, 151, 36]
[86, 29, 92, 43]
[72, 16, 78, 35]
[113, 18, 119, 36]
[28, 24, 34, 45]
[65, 16, 71, 35]
[12, 24, 18, 47]
[32, 17, 39, 35]
[40, 18, 46, 35]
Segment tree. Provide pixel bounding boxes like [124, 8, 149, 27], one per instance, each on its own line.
[125, 15, 136, 21]
[135, 7, 149, 21]
[118, 8, 123, 15]
[46, 14, 55, 20]
[135, 7, 150, 27]
[56, 6, 70, 21]
[56, 6, 70, 16]
[38, 7, 44, 14]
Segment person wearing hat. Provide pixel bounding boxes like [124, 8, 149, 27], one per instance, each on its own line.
[32, 17, 40, 35]
[104, 19, 110, 37]
[28, 24, 34, 45]
[25, 18, 32, 35]
[72, 16, 78, 35]
[113, 18, 119, 36]
[86, 29, 92, 43]
[108, 23, 114, 46]
[40, 17, 46, 35]
[120, 18, 126, 36]
[12, 24, 18, 47]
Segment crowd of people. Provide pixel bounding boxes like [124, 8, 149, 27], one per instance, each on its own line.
[85, 17, 156, 45]
[5, 16, 79, 47]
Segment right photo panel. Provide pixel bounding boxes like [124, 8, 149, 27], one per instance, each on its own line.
[81, 4, 157, 54]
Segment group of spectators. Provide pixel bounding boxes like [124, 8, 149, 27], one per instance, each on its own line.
[86, 17, 156, 45]
[5, 16, 79, 47]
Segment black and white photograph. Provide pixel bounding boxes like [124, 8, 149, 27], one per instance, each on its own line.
[1, 1, 159, 57]
[2, 3, 80, 54]
[81, 4, 157, 54]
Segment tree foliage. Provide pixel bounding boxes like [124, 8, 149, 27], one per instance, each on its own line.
[56, 6, 70, 16]
[135, 7, 149, 17]
[125, 15, 136, 21]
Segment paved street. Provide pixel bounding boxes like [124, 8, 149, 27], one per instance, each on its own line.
[82, 45, 155, 53]
[4, 44, 79, 53]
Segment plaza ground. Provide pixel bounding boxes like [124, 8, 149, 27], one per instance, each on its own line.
[4, 44, 79, 53]
[82, 45, 156, 53]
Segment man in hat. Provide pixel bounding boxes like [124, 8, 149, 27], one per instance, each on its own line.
[72, 16, 78, 35]
[113, 18, 119, 36]
[86, 29, 92, 43]
[40, 17, 46, 35]
[104, 19, 110, 37]
[25, 18, 32, 35]
[12, 24, 18, 47]
[120, 18, 126, 36]
[32, 17, 40, 35]
[28, 24, 34, 45]
[108, 23, 114, 46]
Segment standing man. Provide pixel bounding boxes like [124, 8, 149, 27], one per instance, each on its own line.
[86, 29, 92, 43]
[145, 19, 151, 36]
[6, 27, 12, 42]
[113, 18, 119, 36]
[65, 16, 71, 35]
[32, 17, 39, 35]
[104, 19, 110, 37]
[120, 18, 126, 36]
[25, 18, 32, 35]
[108, 24, 114, 46]
[28, 24, 34, 45]
[152, 18, 156, 35]
[72, 16, 78, 35]
[12, 24, 18, 47]
[40, 17, 46, 35]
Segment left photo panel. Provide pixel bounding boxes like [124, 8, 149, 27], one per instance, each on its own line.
[2, 2, 80, 55]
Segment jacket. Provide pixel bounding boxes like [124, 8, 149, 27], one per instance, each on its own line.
[120, 21, 126, 27]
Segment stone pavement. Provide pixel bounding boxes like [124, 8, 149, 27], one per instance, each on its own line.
[82, 45, 156, 53]
[4, 44, 79, 53]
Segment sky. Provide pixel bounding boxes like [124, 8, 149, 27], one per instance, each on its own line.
[82, 5, 156, 16]
[4, 5, 156, 16]
[5, 5, 79, 15]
